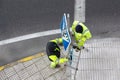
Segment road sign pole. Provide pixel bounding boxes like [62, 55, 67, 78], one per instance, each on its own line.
[60, 13, 71, 51]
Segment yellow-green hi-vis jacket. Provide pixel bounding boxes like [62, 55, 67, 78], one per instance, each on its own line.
[71, 20, 92, 48]
[50, 38, 63, 45]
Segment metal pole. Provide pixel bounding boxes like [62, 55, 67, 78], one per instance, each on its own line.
[74, 50, 81, 80]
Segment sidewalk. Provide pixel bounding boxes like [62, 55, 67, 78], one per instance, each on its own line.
[75, 38, 120, 80]
[0, 53, 68, 80]
[0, 38, 120, 80]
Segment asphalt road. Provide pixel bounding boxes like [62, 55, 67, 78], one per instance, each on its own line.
[0, 0, 120, 65]
[86, 0, 120, 38]
[0, 0, 74, 40]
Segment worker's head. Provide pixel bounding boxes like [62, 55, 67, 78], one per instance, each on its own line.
[75, 24, 83, 33]
[72, 20, 83, 33]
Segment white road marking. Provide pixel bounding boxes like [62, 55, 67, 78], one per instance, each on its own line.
[0, 0, 85, 46]
[0, 29, 61, 45]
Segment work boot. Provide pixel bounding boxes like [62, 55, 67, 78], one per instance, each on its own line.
[50, 62, 57, 68]
[59, 58, 68, 64]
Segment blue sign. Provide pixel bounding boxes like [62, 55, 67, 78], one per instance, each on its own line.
[60, 13, 71, 51]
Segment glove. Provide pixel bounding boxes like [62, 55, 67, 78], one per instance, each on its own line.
[59, 58, 68, 64]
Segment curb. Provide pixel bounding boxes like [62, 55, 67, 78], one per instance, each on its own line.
[0, 52, 45, 71]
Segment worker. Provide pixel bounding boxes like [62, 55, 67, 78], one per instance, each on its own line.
[71, 20, 92, 51]
[46, 38, 68, 68]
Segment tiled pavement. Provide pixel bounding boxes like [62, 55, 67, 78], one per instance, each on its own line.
[0, 38, 120, 80]
[75, 38, 120, 80]
[0, 54, 68, 80]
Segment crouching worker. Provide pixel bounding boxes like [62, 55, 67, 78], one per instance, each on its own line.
[71, 20, 92, 51]
[46, 38, 68, 68]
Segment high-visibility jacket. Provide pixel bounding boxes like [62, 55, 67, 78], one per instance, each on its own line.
[47, 38, 68, 68]
[46, 38, 62, 59]
[50, 38, 63, 45]
[47, 38, 64, 61]
[71, 21, 92, 48]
